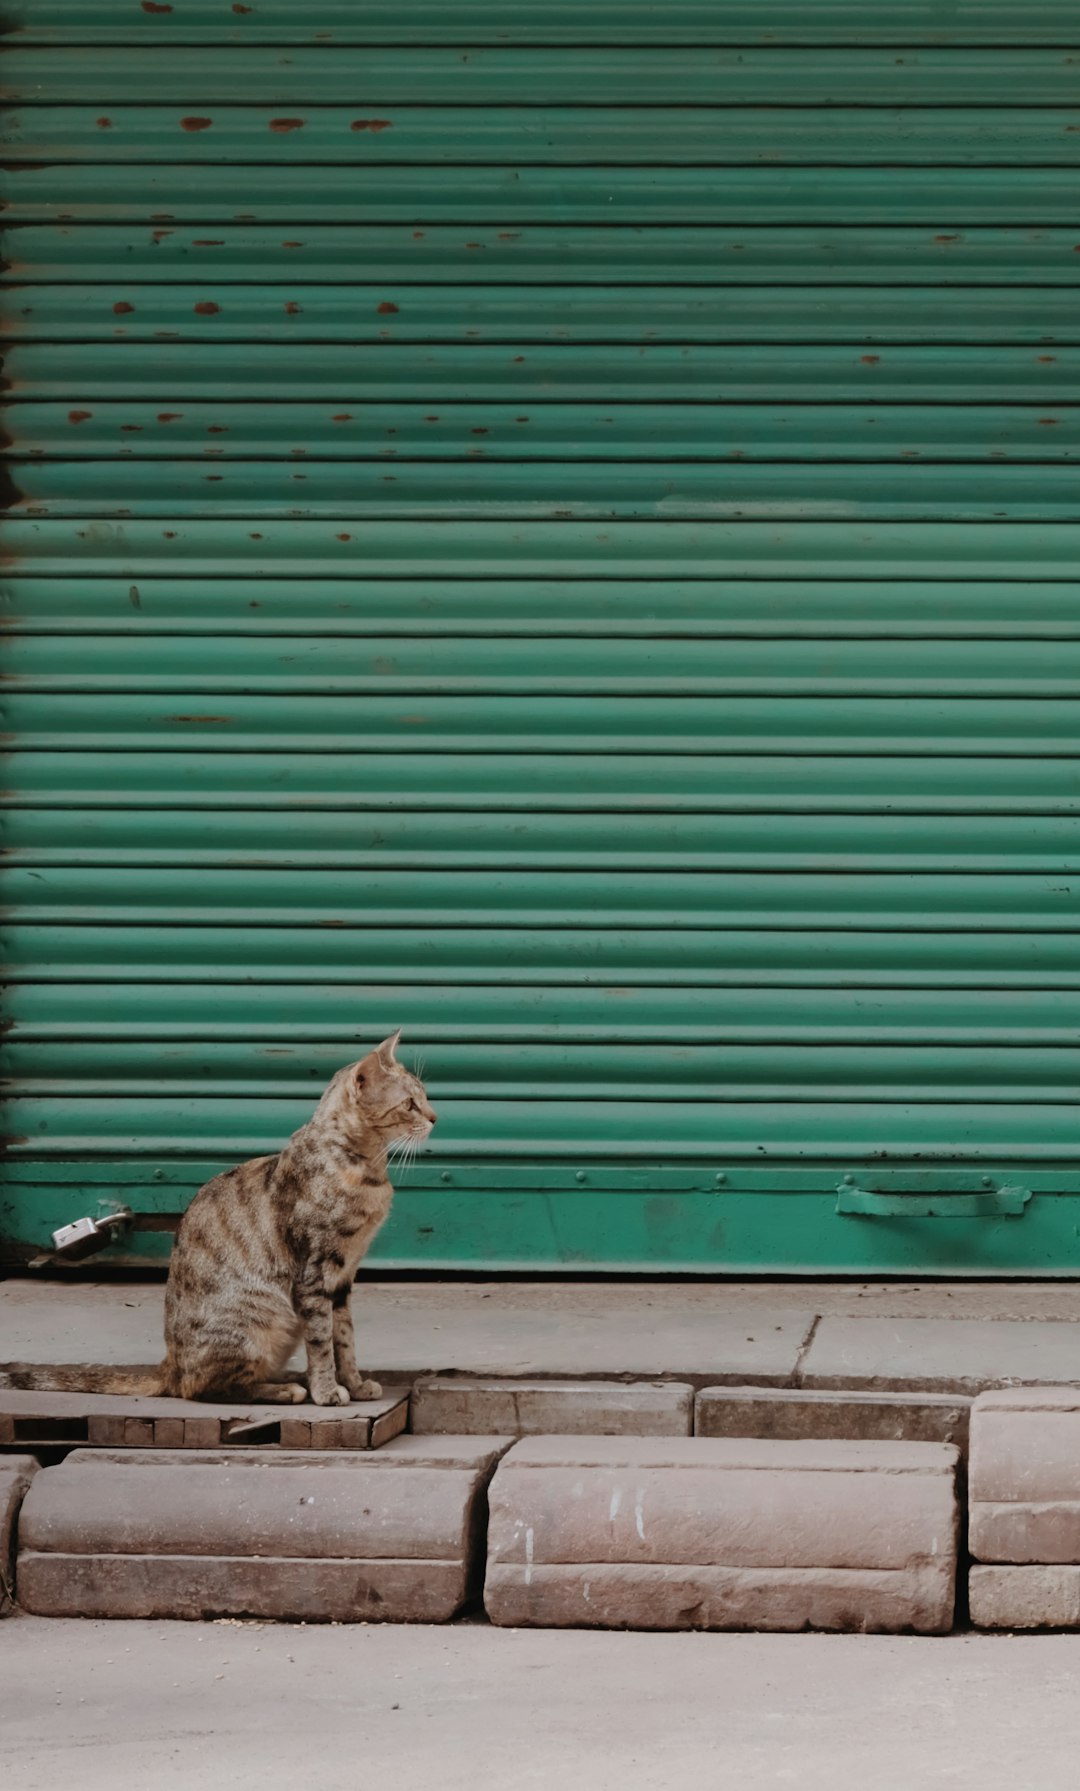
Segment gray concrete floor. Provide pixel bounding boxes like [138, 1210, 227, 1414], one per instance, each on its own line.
[2, 1617, 1078, 1791]
[6, 1276, 1080, 1388]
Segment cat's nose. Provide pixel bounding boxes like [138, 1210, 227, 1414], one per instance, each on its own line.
[423, 1106, 437, 1127]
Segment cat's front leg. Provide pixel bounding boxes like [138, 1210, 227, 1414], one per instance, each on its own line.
[331, 1283, 382, 1400]
[295, 1264, 349, 1405]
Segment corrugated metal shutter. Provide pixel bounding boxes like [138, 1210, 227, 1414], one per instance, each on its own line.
[3, 3, 1080, 1272]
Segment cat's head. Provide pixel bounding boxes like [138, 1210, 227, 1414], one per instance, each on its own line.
[349, 1030, 437, 1155]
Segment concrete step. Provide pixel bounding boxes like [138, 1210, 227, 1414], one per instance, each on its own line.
[16, 1435, 511, 1622]
[696, 1386, 970, 1448]
[0, 1456, 37, 1617]
[484, 1435, 958, 1634]
[968, 1387, 1080, 1628]
[411, 1377, 693, 1437]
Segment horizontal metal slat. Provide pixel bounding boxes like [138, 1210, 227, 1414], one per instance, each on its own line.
[9, 578, 1080, 637]
[15, 402, 1080, 463]
[9, 107, 1080, 165]
[8, 46, 1080, 105]
[11, 811, 1080, 871]
[14, 459, 1080, 520]
[15, 165, 1080, 225]
[8, 924, 1080, 984]
[11, 1041, 1080, 1102]
[8, 3, 1080, 46]
[12, 752, 1080, 812]
[11, 342, 1076, 403]
[6, 1094, 1080, 1161]
[10, 867, 1080, 927]
[7, 519, 1079, 578]
[13, 635, 1080, 694]
[10, 223, 1078, 283]
[9, 290, 1080, 348]
[8, 694, 1080, 755]
[11, 982, 1080, 1045]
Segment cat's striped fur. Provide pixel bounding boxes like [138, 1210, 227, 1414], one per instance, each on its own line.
[2, 1034, 436, 1405]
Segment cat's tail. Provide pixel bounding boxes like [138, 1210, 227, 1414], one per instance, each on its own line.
[0, 1362, 166, 1396]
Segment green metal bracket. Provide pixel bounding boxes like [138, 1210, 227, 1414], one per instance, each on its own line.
[835, 1175, 1032, 1219]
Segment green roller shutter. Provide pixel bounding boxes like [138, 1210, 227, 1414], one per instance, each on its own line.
[3, 3, 1080, 1273]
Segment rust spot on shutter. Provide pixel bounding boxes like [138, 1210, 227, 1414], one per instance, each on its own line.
[96, 117, 113, 129]
[270, 119, 305, 133]
[377, 302, 398, 314]
[350, 119, 392, 132]
[142, 1, 173, 11]
[284, 302, 301, 314]
[68, 410, 92, 424]
[194, 301, 220, 314]
[113, 301, 134, 314]
[180, 117, 213, 132]
[157, 412, 182, 422]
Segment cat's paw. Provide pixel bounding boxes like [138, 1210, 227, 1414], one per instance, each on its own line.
[344, 1377, 382, 1401]
[309, 1381, 351, 1406]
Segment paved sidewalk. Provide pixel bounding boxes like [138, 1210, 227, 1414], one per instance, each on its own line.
[5, 1277, 1080, 1390]
[3, 1617, 1080, 1791]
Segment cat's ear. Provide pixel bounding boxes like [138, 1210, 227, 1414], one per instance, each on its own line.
[376, 1029, 402, 1071]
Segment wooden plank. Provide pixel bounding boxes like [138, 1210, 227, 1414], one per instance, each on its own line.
[0, 1388, 409, 1449]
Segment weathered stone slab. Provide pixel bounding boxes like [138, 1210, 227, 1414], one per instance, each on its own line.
[0, 1456, 37, 1616]
[696, 1386, 970, 1448]
[411, 1378, 693, 1437]
[0, 1386, 408, 1450]
[968, 1388, 1080, 1563]
[969, 1565, 1080, 1630]
[17, 1435, 510, 1623]
[485, 1436, 957, 1634]
[801, 1318, 1080, 1395]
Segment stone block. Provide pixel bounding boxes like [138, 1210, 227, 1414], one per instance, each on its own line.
[485, 1436, 957, 1634]
[411, 1378, 693, 1437]
[0, 1386, 408, 1450]
[16, 1435, 510, 1623]
[969, 1388, 1080, 1563]
[801, 1317, 1080, 1395]
[695, 1386, 970, 1449]
[969, 1565, 1080, 1630]
[0, 1456, 37, 1615]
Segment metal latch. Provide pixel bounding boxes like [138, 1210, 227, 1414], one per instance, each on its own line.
[835, 1175, 1031, 1219]
[32, 1205, 135, 1266]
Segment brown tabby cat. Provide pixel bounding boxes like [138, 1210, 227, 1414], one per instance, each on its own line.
[2, 1034, 435, 1406]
